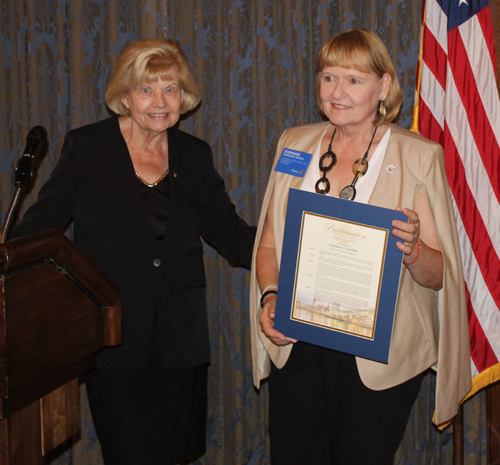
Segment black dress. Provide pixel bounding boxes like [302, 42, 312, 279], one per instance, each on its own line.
[85, 174, 206, 465]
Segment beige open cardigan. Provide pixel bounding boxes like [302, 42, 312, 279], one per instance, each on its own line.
[250, 122, 471, 426]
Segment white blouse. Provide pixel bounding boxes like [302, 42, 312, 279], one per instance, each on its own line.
[300, 126, 391, 204]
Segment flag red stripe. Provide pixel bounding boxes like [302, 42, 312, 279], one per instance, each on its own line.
[477, 6, 498, 75]
[421, 0, 427, 25]
[466, 285, 499, 372]
[421, 25, 447, 90]
[417, 0, 500, 385]
[443, 124, 500, 309]
[447, 29, 500, 200]
[417, 98, 445, 146]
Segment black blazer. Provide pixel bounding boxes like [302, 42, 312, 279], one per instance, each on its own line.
[11, 117, 256, 369]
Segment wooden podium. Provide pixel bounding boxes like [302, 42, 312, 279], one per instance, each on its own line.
[0, 229, 122, 464]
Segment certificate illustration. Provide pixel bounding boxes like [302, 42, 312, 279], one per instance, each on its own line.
[274, 188, 406, 363]
[292, 212, 387, 340]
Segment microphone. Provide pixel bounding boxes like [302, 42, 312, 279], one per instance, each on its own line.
[14, 125, 48, 188]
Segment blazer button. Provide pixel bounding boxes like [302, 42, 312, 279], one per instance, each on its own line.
[153, 259, 161, 267]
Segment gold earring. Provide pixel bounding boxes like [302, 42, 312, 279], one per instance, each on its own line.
[378, 100, 387, 118]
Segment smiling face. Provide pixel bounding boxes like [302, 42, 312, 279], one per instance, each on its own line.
[121, 77, 184, 135]
[319, 66, 390, 132]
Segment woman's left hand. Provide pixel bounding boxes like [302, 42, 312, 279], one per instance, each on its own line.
[391, 205, 443, 290]
[392, 206, 420, 263]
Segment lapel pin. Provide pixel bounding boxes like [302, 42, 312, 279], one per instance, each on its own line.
[385, 165, 396, 175]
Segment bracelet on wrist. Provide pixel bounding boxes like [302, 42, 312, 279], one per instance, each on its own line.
[403, 238, 421, 266]
[261, 285, 278, 295]
[260, 289, 277, 308]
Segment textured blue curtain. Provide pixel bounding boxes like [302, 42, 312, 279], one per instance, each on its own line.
[0, 0, 487, 464]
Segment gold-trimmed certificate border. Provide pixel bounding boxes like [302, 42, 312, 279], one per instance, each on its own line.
[289, 211, 389, 341]
[273, 188, 406, 364]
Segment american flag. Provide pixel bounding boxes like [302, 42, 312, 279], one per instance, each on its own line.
[412, 0, 500, 401]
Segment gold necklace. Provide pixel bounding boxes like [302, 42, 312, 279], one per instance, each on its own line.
[136, 168, 169, 187]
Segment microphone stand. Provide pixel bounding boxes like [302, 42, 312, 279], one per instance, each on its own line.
[0, 126, 48, 244]
[0, 187, 23, 243]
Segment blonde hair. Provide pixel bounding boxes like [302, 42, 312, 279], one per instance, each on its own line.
[106, 39, 201, 116]
[315, 29, 402, 125]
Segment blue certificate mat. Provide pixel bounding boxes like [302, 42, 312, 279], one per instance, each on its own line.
[274, 188, 407, 363]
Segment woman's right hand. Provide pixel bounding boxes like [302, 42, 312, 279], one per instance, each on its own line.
[257, 190, 297, 347]
[259, 294, 297, 346]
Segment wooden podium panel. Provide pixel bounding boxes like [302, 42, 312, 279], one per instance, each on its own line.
[0, 400, 42, 465]
[0, 229, 121, 464]
[3, 264, 103, 398]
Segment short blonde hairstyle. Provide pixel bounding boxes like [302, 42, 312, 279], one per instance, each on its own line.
[315, 29, 402, 126]
[106, 39, 201, 116]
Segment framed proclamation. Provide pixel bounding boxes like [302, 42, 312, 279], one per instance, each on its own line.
[274, 188, 407, 363]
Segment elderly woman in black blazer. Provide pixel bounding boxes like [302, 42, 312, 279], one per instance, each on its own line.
[12, 39, 255, 465]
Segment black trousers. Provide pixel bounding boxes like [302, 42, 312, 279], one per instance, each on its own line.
[269, 342, 421, 465]
[85, 362, 207, 465]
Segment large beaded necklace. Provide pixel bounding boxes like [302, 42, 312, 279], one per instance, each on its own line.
[315, 126, 378, 201]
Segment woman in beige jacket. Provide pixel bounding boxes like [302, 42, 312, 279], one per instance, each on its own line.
[250, 29, 471, 465]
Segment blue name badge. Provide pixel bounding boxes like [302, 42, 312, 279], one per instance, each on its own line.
[275, 148, 312, 178]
